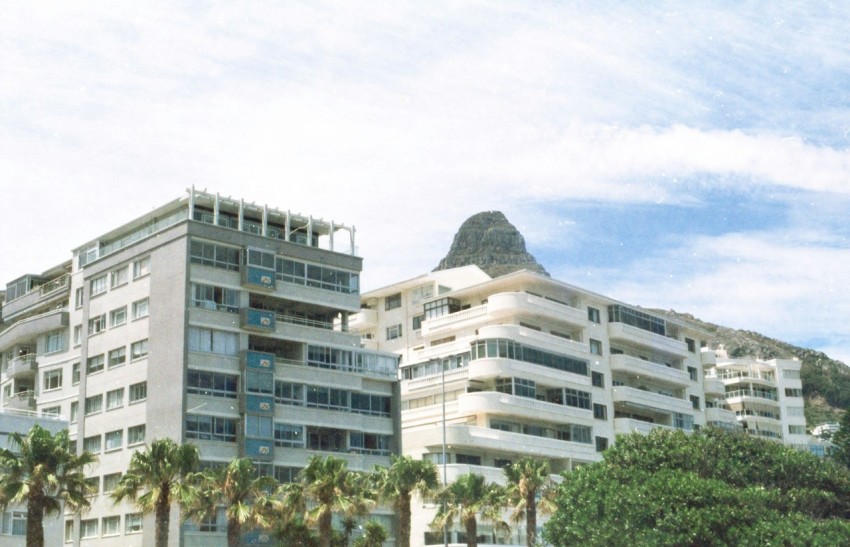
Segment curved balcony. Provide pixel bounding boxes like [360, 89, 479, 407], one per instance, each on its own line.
[0, 309, 69, 351]
[724, 389, 779, 407]
[407, 424, 599, 462]
[609, 354, 691, 388]
[404, 367, 470, 393]
[612, 385, 693, 414]
[477, 324, 590, 359]
[456, 392, 594, 426]
[4, 355, 37, 380]
[349, 308, 377, 330]
[486, 292, 588, 328]
[607, 323, 689, 357]
[700, 350, 717, 366]
[2, 274, 70, 320]
[613, 418, 676, 436]
[703, 377, 725, 396]
[440, 463, 564, 486]
[3, 390, 36, 412]
[704, 407, 737, 425]
[467, 358, 592, 388]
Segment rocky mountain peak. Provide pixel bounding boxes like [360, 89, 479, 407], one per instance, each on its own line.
[434, 211, 549, 277]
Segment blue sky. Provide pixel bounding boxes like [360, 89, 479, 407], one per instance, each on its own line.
[2, 1, 849, 363]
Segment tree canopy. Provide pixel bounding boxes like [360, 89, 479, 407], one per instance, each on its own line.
[543, 428, 850, 547]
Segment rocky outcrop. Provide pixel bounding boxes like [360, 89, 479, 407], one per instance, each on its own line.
[434, 211, 549, 278]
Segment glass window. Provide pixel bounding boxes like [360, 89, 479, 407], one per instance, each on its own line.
[103, 473, 122, 492]
[188, 327, 238, 355]
[41, 406, 61, 417]
[75, 287, 84, 309]
[65, 520, 73, 543]
[73, 325, 82, 346]
[83, 435, 101, 453]
[102, 516, 120, 536]
[587, 307, 601, 323]
[595, 436, 609, 452]
[70, 401, 78, 422]
[185, 415, 237, 442]
[105, 430, 122, 451]
[43, 368, 62, 391]
[110, 267, 128, 288]
[109, 306, 127, 327]
[386, 324, 402, 340]
[72, 363, 80, 385]
[88, 314, 107, 335]
[245, 414, 273, 438]
[187, 370, 237, 398]
[127, 425, 146, 445]
[686, 338, 696, 352]
[106, 388, 124, 410]
[85, 394, 103, 415]
[133, 256, 151, 278]
[108, 346, 126, 368]
[45, 330, 64, 354]
[129, 382, 147, 403]
[87, 354, 104, 374]
[80, 519, 98, 539]
[125, 513, 143, 534]
[90, 275, 107, 297]
[593, 403, 607, 420]
[589, 339, 602, 356]
[274, 381, 304, 406]
[191, 283, 239, 313]
[132, 298, 149, 319]
[592, 371, 604, 388]
[385, 293, 402, 310]
[131, 339, 149, 360]
[189, 241, 240, 271]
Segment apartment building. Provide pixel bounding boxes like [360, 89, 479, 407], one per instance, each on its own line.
[0, 188, 400, 546]
[353, 265, 811, 546]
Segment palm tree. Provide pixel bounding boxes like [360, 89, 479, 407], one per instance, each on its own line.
[371, 455, 439, 547]
[111, 438, 199, 547]
[301, 455, 373, 547]
[0, 425, 97, 547]
[185, 458, 279, 547]
[503, 458, 555, 547]
[353, 520, 388, 547]
[432, 473, 508, 547]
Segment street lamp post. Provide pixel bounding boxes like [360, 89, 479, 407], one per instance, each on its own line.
[442, 360, 448, 547]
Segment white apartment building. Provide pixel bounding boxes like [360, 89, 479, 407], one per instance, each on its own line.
[354, 265, 809, 546]
[0, 188, 400, 547]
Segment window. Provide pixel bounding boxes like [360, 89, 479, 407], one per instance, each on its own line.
[185, 415, 237, 442]
[2, 511, 26, 536]
[43, 369, 62, 391]
[455, 454, 481, 465]
[789, 425, 806, 435]
[131, 339, 149, 360]
[90, 275, 107, 297]
[45, 330, 64, 354]
[470, 338, 588, 376]
[109, 306, 127, 327]
[690, 395, 700, 410]
[75, 287, 84, 309]
[65, 520, 73, 543]
[127, 424, 146, 445]
[688, 366, 698, 381]
[386, 324, 402, 340]
[72, 362, 80, 385]
[587, 307, 601, 323]
[593, 403, 608, 420]
[245, 370, 274, 395]
[306, 386, 350, 410]
[349, 432, 392, 455]
[73, 325, 82, 346]
[589, 339, 602, 356]
[83, 435, 101, 453]
[133, 256, 151, 278]
[187, 370, 238, 398]
[87, 354, 104, 374]
[592, 371, 604, 388]
[110, 267, 128, 288]
[595, 436, 609, 452]
[190, 241, 240, 271]
[125, 513, 143, 534]
[564, 388, 591, 410]
[188, 327, 238, 355]
[105, 430, 123, 451]
[129, 382, 147, 403]
[80, 518, 98, 539]
[106, 388, 124, 410]
[245, 414, 273, 438]
[191, 283, 239, 313]
[783, 369, 801, 380]
[275, 381, 304, 406]
[686, 338, 696, 353]
[70, 401, 78, 422]
[131, 298, 149, 319]
[306, 427, 347, 452]
[785, 388, 803, 398]
[412, 314, 424, 330]
[42, 406, 61, 417]
[108, 346, 126, 368]
[102, 516, 120, 536]
[88, 314, 106, 335]
[103, 473, 121, 493]
[84, 394, 103, 415]
[385, 293, 402, 310]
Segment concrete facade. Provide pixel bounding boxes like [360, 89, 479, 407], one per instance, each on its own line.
[0, 189, 399, 546]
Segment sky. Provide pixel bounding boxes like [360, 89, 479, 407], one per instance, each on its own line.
[2, 2, 849, 364]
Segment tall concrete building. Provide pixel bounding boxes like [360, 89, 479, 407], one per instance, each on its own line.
[0, 189, 399, 546]
[353, 265, 807, 546]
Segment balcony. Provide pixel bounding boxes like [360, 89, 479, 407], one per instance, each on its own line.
[422, 304, 489, 335]
[240, 394, 275, 415]
[477, 324, 590, 359]
[609, 354, 691, 388]
[467, 358, 592, 388]
[611, 385, 693, 414]
[613, 418, 677, 436]
[701, 350, 717, 366]
[724, 388, 779, 405]
[705, 407, 737, 425]
[703, 377, 725, 396]
[440, 463, 564, 486]
[607, 323, 689, 357]
[241, 264, 276, 290]
[408, 424, 600, 462]
[404, 367, 470, 393]
[272, 314, 354, 347]
[456, 392, 594, 426]
[487, 292, 588, 328]
[240, 308, 275, 332]
[242, 438, 274, 460]
[4, 355, 37, 380]
[3, 390, 36, 412]
[0, 309, 69, 350]
[349, 308, 377, 330]
[2, 274, 70, 320]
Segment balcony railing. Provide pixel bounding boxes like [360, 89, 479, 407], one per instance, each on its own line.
[3, 390, 36, 411]
[724, 388, 778, 401]
[5, 354, 37, 379]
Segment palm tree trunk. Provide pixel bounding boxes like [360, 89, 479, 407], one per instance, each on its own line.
[399, 494, 412, 547]
[464, 516, 477, 547]
[25, 496, 44, 547]
[318, 510, 333, 547]
[227, 517, 241, 547]
[526, 490, 537, 547]
[155, 486, 171, 547]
